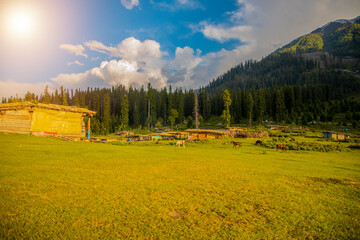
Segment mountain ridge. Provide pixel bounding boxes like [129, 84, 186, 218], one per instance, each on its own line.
[275, 16, 360, 57]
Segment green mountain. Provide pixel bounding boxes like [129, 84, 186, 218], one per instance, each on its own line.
[202, 17, 360, 126]
[205, 16, 360, 95]
[277, 16, 360, 57]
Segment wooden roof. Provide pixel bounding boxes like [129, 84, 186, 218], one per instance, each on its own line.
[323, 131, 351, 136]
[0, 102, 96, 116]
[184, 129, 228, 135]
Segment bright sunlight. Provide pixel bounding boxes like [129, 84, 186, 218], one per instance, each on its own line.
[5, 6, 37, 39]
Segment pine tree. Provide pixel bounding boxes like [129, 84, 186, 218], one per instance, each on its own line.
[175, 88, 184, 124]
[139, 86, 147, 128]
[43, 85, 50, 104]
[234, 89, 242, 122]
[54, 89, 60, 104]
[246, 92, 254, 126]
[204, 90, 211, 121]
[146, 83, 156, 129]
[194, 93, 199, 129]
[160, 87, 168, 124]
[60, 86, 68, 106]
[241, 88, 247, 119]
[167, 86, 174, 123]
[256, 89, 266, 124]
[80, 91, 86, 108]
[132, 90, 140, 127]
[120, 94, 129, 130]
[25, 91, 33, 101]
[102, 92, 111, 135]
[73, 89, 80, 107]
[275, 89, 286, 122]
[221, 89, 232, 127]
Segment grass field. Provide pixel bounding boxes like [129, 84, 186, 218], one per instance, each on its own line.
[0, 133, 359, 239]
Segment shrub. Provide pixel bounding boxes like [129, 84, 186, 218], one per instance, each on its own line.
[261, 141, 348, 152]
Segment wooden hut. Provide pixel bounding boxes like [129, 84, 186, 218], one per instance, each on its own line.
[185, 129, 229, 140]
[166, 131, 187, 139]
[0, 102, 96, 138]
[267, 125, 288, 130]
[323, 132, 350, 140]
[228, 128, 269, 138]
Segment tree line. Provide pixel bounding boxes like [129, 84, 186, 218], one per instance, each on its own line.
[2, 54, 360, 133]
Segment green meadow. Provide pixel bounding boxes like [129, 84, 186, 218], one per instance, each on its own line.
[0, 133, 359, 239]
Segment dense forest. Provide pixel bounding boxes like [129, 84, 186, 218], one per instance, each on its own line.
[2, 54, 360, 134]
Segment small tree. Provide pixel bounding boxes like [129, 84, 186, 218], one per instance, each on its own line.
[187, 116, 194, 128]
[168, 116, 175, 128]
[155, 121, 162, 129]
[168, 108, 178, 128]
[199, 115, 204, 128]
[221, 89, 232, 127]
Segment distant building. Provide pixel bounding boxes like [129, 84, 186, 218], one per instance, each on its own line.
[229, 128, 269, 138]
[323, 131, 351, 140]
[185, 129, 229, 140]
[0, 102, 96, 138]
[267, 125, 288, 130]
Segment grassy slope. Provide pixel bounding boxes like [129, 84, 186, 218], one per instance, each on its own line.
[0, 133, 359, 239]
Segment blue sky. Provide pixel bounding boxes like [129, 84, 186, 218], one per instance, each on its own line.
[1, 0, 360, 98]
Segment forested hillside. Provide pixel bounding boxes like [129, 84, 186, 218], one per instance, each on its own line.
[277, 16, 360, 57]
[206, 53, 360, 126]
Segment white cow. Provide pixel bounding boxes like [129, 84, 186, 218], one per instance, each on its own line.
[176, 140, 186, 147]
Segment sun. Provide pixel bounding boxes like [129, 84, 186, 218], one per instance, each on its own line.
[5, 6, 37, 39]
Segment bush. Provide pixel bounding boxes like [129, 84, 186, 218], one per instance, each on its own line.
[261, 140, 348, 152]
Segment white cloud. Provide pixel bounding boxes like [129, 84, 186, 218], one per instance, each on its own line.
[227, 0, 255, 22]
[200, 23, 252, 43]
[53, 37, 167, 90]
[59, 44, 87, 58]
[51, 71, 109, 90]
[51, 59, 161, 90]
[86, 37, 166, 88]
[67, 60, 84, 66]
[90, 60, 141, 87]
[85, 40, 114, 55]
[0, 79, 52, 99]
[230, 0, 360, 59]
[171, 46, 202, 70]
[120, 0, 140, 10]
[85, 37, 162, 60]
[165, 46, 203, 87]
[151, 0, 203, 11]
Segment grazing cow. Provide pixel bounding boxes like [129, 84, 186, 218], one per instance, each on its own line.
[176, 140, 186, 147]
[276, 144, 287, 151]
[255, 140, 263, 146]
[231, 141, 242, 148]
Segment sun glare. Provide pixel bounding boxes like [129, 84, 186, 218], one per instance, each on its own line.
[5, 7, 37, 39]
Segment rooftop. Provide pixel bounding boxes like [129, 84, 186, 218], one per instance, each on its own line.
[0, 102, 96, 116]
